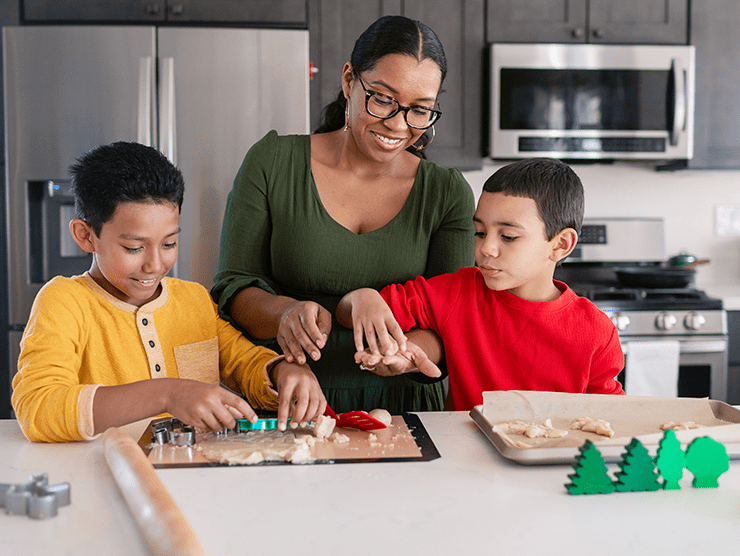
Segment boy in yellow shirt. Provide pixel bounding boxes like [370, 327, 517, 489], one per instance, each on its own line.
[12, 141, 325, 442]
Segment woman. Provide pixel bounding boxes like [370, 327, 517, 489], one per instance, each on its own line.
[212, 15, 474, 413]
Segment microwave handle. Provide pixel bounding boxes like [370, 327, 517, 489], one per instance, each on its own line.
[670, 59, 686, 147]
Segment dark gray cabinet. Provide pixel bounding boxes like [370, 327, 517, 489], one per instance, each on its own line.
[486, 0, 687, 45]
[309, 0, 485, 171]
[688, 1, 740, 168]
[22, 0, 308, 26]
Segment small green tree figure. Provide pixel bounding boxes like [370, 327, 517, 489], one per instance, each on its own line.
[654, 429, 686, 490]
[613, 438, 661, 492]
[685, 437, 730, 488]
[565, 440, 616, 495]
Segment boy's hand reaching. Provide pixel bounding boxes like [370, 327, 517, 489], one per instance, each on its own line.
[163, 379, 259, 432]
[337, 288, 408, 358]
[354, 341, 442, 379]
[270, 360, 326, 431]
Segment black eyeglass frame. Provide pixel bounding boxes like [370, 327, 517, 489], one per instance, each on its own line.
[355, 74, 442, 130]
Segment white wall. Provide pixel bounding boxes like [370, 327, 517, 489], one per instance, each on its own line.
[463, 160, 740, 287]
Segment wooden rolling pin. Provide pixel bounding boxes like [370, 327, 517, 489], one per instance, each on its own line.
[103, 427, 206, 556]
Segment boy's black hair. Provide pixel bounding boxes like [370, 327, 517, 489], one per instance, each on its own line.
[482, 158, 584, 240]
[69, 141, 185, 236]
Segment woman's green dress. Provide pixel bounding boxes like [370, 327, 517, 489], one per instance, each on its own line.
[213, 131, 474, 413]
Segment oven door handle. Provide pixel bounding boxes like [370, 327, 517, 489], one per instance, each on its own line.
[669, 58, 686, 147]
[622, 340, 727, 355]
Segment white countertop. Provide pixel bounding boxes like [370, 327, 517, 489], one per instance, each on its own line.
[701, 284, 740, 311]
[2, 413, 740, 556]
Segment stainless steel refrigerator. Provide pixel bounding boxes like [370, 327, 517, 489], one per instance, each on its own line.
[3, 25, 310, 409]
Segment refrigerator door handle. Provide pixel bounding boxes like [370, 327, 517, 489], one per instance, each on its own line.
[137, 56, 153, 145]
[159, 56, 177, 164]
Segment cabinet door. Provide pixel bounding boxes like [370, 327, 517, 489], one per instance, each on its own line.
[404, 0, 484, 170]
[588, 0, 687, 44]
[308, 1, 402, 132]
[22, 0, 164, 21]
[689, 0, 740, 168]
[165, 0, 307, 26]
[486, 0, 588, 43]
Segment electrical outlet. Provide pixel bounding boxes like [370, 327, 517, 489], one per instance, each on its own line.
[715, 205, 740, 235]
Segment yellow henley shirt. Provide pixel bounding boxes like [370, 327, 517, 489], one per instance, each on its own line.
[12, 273, 280, 442]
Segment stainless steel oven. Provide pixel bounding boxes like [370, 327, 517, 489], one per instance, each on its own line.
[555, 218, 728, 401]
[489, 43, 695, 161]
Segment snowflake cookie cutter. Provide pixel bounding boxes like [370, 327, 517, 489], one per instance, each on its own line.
[0, 473, 71, 519]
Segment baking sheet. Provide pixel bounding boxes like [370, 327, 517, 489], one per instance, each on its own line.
[138, 413, 439, 468]
[470, 391, 740, 465]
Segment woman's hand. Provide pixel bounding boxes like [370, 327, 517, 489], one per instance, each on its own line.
[277, 301, 332, 365]
[270, 360, 327, 430]
[354, 341, 442, 378]
[337, 288, 407, 357]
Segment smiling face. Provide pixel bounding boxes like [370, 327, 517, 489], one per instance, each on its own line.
[474, 191, 572, 302]
[342, 53, 442, 162]
[74, 200, 180, 307]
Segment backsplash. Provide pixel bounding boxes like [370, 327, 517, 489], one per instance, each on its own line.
[463, 161, 740, 287]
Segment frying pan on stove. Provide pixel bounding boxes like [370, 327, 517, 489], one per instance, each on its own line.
[613, 266, 697, 288]
[613, 256, 709, 288]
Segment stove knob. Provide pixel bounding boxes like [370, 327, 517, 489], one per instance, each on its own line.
[655, 312, 677, 331]
[684, 312, 706, 331]
[610, 313, 630, 331]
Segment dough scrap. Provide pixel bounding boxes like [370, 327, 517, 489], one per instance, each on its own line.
[313, 415, 336, 439]
[660, 421, 705, 431]
[329, 432, 350, 443]
[570, 417, 615, 438]
[494, 419, 568, 439]
[368, 408, 392, 426]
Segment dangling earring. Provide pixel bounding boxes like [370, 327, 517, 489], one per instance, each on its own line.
[343, 103, 351, 132]
[411, 125, 436, 151]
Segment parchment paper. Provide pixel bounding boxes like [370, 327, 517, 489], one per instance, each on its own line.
[473, 391, 740, 464]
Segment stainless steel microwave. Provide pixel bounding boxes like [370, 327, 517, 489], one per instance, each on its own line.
[488, 43, 695, 161]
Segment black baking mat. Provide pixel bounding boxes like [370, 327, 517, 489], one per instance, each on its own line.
[138, 412, 440, 468]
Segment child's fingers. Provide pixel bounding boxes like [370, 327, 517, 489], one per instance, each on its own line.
[385, 321, 407, 353]
[354, 349, 382, 366]
[276, 389, 293, 431]
[408, 347, 442, 378]
[225, 397, 257, 423]
[353, 324, 369, 354]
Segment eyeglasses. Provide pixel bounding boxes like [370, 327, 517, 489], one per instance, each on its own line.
[356, 74, 441, 130]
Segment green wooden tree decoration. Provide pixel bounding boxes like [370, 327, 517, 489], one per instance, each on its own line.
[565, 440, 616, 495]
[685, 437, 730, 488]
[654, 429, 686, 490]
[613, 438, 661, 492]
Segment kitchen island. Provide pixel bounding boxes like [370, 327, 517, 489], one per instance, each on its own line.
[1, 412, 739, 555]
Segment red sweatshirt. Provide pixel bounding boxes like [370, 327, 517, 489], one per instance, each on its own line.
[380, 267, 625, 410]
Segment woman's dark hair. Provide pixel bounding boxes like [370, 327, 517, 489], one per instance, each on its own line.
[69, 141, 185, 236]
[313, 15, 447, 155]
[482, 158, 585, 240]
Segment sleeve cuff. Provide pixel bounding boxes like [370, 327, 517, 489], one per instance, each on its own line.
[78, 384, 103, 441]
[264, 355, 284, 398]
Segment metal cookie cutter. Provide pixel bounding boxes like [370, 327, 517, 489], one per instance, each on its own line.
[0, 473, 71, 519]
[151, 418, 196, 446]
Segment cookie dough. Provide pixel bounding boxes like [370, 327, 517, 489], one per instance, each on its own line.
[368, 409, 392, 427]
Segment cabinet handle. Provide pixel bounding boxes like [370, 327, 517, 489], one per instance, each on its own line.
[592, 28, 603, 39]
[144, 3, 161, 15]
[571, 27, 585, 39]
[170, 3, 184, 16]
